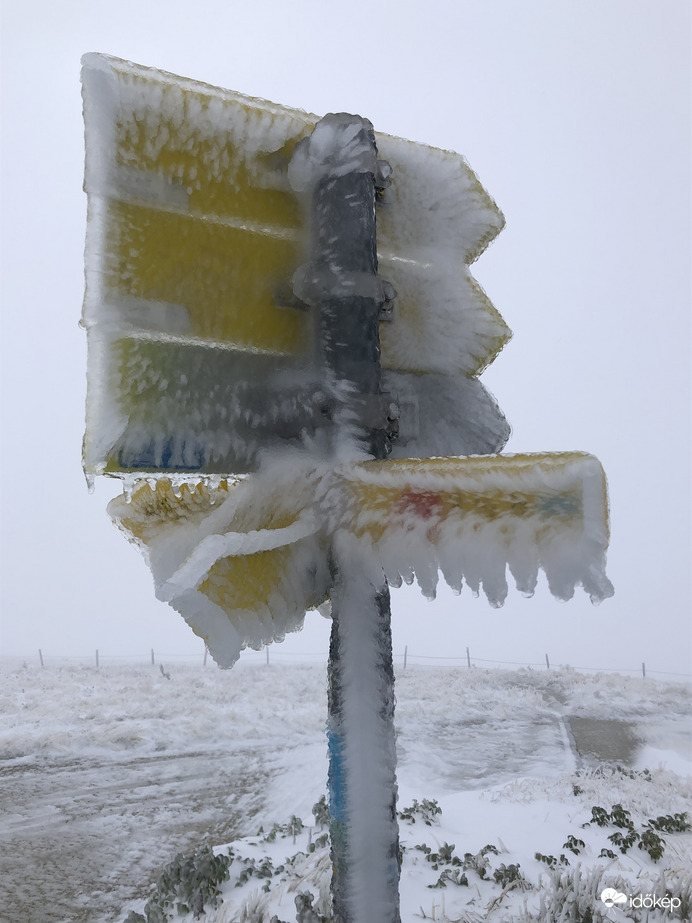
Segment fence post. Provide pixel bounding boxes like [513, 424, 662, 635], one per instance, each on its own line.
[466, 647, 471, 668]
[403, 645, 408, 670]
[266, 647, 270, 666]
[545, 653, 550, 670]
[38, 649, 44, 668]
[203, 647, 208, 667]
[151, 648, 155, 666]
[96, 649, 99, 670]
[642, 662, 646, 678]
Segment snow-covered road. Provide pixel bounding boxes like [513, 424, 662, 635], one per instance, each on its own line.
[1, 660, 689, 922]
[0, 660, 328, 922]
[0, 748, 268, 922]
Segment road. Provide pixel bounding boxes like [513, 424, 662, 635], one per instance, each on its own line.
[0, 747, 269, 923]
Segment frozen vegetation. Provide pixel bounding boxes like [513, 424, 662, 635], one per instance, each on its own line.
[1, 659, 690, 922]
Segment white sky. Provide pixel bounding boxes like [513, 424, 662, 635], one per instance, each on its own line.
[1, 0, 690, 678]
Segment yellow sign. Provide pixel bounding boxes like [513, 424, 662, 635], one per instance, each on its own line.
[82, 54, 511, 478]
[109, 453, 612, 666]
[108, 464, 330, 667]
[336, 453, 613, 605]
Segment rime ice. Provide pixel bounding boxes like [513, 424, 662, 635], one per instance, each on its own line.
[337, 453, 614, 606]
[81, 53, 512, 482]
[82, 51, 614, 668]
[109, 453, 613, 668]
[83, 53, 614, 923]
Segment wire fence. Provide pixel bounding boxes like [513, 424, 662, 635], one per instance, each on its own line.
[4, 646, 690, 681]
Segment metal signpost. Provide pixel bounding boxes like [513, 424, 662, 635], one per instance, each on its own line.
[82, 55, 613, 923]
[289, 114, 402, 919]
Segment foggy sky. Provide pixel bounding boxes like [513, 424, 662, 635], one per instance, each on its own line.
[1, 0, 690, 678]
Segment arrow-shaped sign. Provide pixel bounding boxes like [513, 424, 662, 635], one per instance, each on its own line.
[81, 54, 511, 479]
[108, 451, 612, 668]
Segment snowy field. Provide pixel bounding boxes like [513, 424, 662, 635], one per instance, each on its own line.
[1, 659, 690, 923]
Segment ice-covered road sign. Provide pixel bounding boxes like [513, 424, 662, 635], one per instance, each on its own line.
[81, 54, 510, 477]
[82, 52, 614, 662]
[83, 55, 609, 662]
[108, 452, 613, 668]
[83, 57, 613, 923]
[337, 453, 613, 605]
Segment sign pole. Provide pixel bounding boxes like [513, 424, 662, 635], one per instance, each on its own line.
[327, 548, 399, 923]
[290, 115, 400, 922]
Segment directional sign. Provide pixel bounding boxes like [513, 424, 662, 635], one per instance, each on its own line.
[108, 453, 612, 667]
[336, 452, 614, 605]
[109, 462, 329, 666]
[81, 54, 316, 478]
[81, 54, 511, 479]
[375, 133, 510, 377]
[82, 55, 614, 666]
[84, 67, 614, 923]
[382, 369, 509, 458]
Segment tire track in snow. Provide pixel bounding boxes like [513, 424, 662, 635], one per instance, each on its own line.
[0, 748, 270, 923]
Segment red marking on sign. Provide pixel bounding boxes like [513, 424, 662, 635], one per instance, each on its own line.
[396, 490, 442, 520]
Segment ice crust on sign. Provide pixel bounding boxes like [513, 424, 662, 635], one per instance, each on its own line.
[81, 53, 318, 479]
[375, 133, 511, 377]
[108, 459, 330, 668]
[109, 452, 613, 668]
[332, 453, 614, 607]
[382, 369, 510, 457]
[82, 57, 612, 673]
[81, 53, 511, 480]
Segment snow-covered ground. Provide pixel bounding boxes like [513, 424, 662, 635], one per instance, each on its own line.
[0, 659, 690, 922]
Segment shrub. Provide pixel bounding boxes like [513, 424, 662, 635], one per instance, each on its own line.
[124, 846, 233, 922]
[399, 798, 442, 826]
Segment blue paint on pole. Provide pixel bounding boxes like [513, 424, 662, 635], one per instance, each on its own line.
[327, 725, 347, 826]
